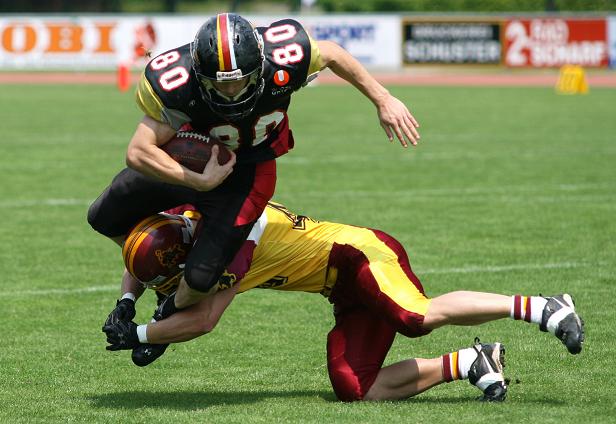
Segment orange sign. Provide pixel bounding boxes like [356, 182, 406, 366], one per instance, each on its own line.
[1, 22, 116, 54]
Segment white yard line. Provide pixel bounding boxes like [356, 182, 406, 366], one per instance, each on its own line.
[0, 285, 117, 297]
[419, 261, 587, 275]
[2, 182, 613, 209]
[2, 261, 590, 297]
[0, 198, 92, 208]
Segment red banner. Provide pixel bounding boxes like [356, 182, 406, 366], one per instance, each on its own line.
[504, 19, 608, 67]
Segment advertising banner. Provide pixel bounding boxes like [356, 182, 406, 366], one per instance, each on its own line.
[504, 18, 608, 67]
[609, 16, 616, 67]
[0, 15, 400, 70]
[402, 20, 502, 64]
[248, 15, 400, 68]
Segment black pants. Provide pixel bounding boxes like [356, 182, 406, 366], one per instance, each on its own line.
[88, 163, 276, 292]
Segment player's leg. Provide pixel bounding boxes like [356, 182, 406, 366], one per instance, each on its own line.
[336, 229, 584, 355]
[326, 305, 397, 402]
[153, 160, 276, 312]
[177, 160, 275, 304]
[424, 292, 584, 354]
[87, 167, 195, 245]
[423, 291, 511, 327]
[327, 305, 506, 402]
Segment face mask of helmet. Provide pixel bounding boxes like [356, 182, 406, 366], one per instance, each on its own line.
[191, 14, 265, 121]
[196, 67, 264, 121]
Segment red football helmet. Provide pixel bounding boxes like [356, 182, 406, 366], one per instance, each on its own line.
[122, 212, 197, 290]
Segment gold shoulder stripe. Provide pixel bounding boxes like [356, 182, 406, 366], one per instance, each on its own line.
[307, 35, 323, 76]
[135, 72, 165, 122]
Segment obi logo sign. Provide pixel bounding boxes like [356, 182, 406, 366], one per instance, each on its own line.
[505, 19, 608, 67]
[1, 21, 116, 54]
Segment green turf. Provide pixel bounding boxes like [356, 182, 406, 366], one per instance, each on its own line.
[1, 82, 615, 422]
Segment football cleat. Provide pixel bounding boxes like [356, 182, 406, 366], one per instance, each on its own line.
[468, 338, 507, 402]
[540, 294, 584, 354]
[132, 343, 169, 367]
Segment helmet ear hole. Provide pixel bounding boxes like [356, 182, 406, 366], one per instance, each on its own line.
[209, 37, 214, 47]
[235, 34, 241, 44]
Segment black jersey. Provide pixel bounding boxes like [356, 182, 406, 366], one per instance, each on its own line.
[136, 19, 322, 164]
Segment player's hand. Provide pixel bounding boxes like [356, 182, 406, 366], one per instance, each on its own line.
[376, 94, 420, 147]
[103, 298, 136, 327]
[102, 321, 140, 351]
[194, 145, 237, 191]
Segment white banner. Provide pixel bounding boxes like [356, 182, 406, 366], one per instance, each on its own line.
[609, 16, 616, 68]
[0, 15, 400, 70]
[269, 15, 400, 68]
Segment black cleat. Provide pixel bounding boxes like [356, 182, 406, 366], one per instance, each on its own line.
[468, 338, 507, 402]
[131, 343, 169, 367]
[540, 294, 584, 354]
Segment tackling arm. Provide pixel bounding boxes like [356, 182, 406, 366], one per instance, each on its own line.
[121, 269, 146, 299]
[125, 115, 236, 191]
[103, 269, 145, 327]
[316, 40, 420, 147]
[145, 284, 239, 344]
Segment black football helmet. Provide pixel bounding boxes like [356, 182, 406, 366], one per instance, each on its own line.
[191, 13, 265, 121]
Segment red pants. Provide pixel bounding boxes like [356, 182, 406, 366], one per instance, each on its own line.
[326, 230, 431, 401]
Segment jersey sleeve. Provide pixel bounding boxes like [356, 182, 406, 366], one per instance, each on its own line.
[262, 19, 321, 91]
[135, 72, 165, 121]
[135, 47, 195, 130]
[307, 34, 323, 78]
[135, 72, 193, 130]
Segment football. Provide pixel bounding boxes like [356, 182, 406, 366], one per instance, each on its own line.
[161, 131, 232, 173]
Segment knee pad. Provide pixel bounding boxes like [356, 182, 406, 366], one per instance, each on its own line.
[86, 197, 106, 234]
[183, 259, 225, 293]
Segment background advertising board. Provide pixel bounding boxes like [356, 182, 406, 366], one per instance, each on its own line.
[609, 16, 616, 67]
[250, 15, 400, 68]
[402, 20, 501, 64]
[0, 15, 400, 70]
[504, 18, 608, 67]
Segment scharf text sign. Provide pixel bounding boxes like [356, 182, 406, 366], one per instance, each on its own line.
[504, 19, 608, 67]
[402, 21, 501, 64]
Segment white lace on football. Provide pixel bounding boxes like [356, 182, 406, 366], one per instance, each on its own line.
[177, 131, 209, 142]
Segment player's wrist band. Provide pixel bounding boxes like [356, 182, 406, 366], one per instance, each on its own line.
[137, 325, 149, 343]
[121, 292, 136, 302]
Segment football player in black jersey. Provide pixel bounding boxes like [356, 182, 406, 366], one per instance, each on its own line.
[89, 13, 421, 319]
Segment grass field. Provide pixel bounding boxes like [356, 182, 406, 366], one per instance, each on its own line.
[1, 82, 615, 423]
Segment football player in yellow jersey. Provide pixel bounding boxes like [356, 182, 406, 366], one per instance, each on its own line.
[103, 203, 584, 402]
[88, 13, 422, 327]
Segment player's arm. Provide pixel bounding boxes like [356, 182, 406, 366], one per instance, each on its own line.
[316, 40, 420, 147]
[125, 115, 236, 192]
[145, 283, 239, 344]
[103, 269, 145, 327]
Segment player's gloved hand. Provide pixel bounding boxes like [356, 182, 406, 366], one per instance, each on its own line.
[153, 292, 179, 321]
[102, 321, 140, 351]
[104, 298, 136, 327]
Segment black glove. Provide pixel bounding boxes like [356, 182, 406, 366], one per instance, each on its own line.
[102, 320, 140, 351]
[153, 292, 179, 321]
[104, 298, 136, 327]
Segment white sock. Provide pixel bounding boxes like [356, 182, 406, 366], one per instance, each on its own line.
[510, 295, 548, 324]
[442, 347, 477, 381]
